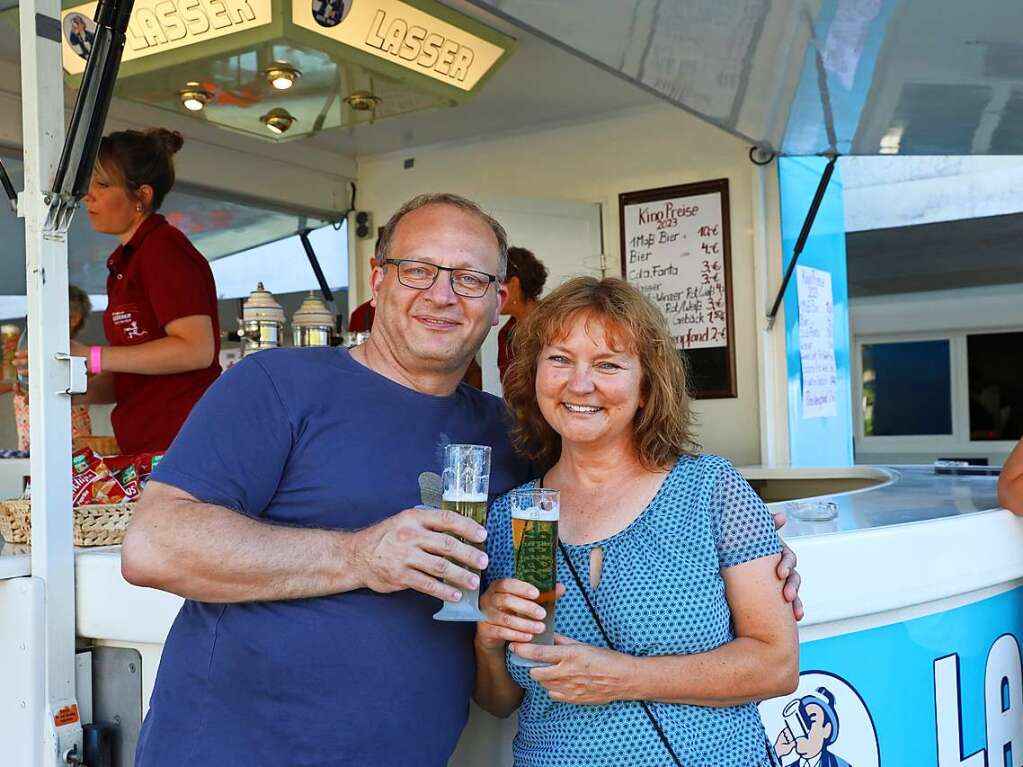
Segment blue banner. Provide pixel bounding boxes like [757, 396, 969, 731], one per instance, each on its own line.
[759, 586, 1023, 766]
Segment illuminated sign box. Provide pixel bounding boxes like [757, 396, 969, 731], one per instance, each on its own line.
[51, 0, 515, 140]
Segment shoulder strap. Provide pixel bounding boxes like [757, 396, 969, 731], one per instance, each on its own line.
[557, 540, 683, 767]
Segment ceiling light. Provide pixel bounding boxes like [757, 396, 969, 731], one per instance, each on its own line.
[343, 91, 382, 111]
[264, 61, 301, 91]
[179, 82, 212, 112]
[260, 108, 297, 135]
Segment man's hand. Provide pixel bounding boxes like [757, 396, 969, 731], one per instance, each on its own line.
[511, 634, 634, 705]
[477, 579, 564, 654]
[773, 511, 804, 622]
[349, 507, 489, 602]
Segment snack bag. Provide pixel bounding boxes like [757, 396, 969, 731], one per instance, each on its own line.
[72, 447, 128, 506]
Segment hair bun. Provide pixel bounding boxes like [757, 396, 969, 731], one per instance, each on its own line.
[147, 128, 184, 155]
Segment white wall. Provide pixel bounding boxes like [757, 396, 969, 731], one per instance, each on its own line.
[354, 105, 765, 465]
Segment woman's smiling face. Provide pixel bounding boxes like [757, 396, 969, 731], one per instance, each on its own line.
[535, 313, 645, 451]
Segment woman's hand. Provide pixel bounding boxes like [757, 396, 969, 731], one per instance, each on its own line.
[511, 634, 636, 705]
[476, 578, 553, 654]
[70, 340, 90, 359]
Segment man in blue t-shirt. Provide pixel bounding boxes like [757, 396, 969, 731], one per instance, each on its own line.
[122, 193, 532, 767]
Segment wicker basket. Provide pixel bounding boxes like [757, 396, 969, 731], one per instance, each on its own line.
[0, 499, 134, 546]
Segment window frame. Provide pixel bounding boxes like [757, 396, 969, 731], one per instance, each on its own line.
[853, 327, 1021, 455]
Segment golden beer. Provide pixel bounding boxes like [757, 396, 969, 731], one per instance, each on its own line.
[441, 493, 488, 575]
[511, 503, 559, 649]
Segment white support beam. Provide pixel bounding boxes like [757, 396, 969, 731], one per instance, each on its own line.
[18, 0, 81, 762]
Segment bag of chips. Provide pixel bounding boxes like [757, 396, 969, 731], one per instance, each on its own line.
[71, 447, 128, 506]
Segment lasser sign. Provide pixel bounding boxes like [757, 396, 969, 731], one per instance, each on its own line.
[293, 0, 506, 92]
[60, 0, 272, 75]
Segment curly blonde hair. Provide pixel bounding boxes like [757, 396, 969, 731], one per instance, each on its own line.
[503, 277, 698, 472]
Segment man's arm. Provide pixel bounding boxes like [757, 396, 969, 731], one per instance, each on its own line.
[121, 480, 490, 603]
[998, 439, 1023, 516]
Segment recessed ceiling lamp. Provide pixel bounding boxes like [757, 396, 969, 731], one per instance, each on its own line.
[261, 108, 297, 135]
[343, 91, 382, 111]
[179, 82, 212, 112]
[264, 61, 301, 91]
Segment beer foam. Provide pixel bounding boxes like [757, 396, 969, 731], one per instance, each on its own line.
[511, 505, 559, 521]
[442, 491, 488, 503]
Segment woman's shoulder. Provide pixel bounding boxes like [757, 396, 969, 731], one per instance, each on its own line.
[668, 452, 737, 482]
[138, 216, 205, 261]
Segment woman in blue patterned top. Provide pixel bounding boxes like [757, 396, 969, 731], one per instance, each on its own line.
[474, 277, 799, 766]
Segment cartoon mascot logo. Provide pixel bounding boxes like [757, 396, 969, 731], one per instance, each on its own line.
[759, 671, 880, 767]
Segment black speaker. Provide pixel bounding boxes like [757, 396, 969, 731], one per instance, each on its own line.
[355, 211, 372, 239]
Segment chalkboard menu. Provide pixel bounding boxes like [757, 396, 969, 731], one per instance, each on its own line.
[619, 179, 736, 399]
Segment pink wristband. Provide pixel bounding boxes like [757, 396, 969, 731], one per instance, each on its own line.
[89, 346, 102, 375]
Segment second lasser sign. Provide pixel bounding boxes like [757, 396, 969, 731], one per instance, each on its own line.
[619, 178, 736, 399]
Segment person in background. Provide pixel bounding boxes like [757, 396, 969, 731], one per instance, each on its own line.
[475, 277, 799, 766]
[498, 246, 548, 381]
[347, 258, 377, 333]
[17, 129, 222, 455]
[998, 438, 1023, 515]
[4, 286, 93, 451]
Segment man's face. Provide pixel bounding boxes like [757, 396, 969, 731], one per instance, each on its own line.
[794, 703, 831, 758]
[370, 203, 506, 375]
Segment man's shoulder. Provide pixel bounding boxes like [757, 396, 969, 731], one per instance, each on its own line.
[456, 383, 508, 420]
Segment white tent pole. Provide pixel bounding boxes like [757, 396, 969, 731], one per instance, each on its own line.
[19, 0, 83, 761]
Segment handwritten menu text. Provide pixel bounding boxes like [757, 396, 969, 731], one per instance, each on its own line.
[622, 191, 729, 350]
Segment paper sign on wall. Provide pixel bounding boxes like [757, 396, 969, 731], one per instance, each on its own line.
[797, 265, 838, 419]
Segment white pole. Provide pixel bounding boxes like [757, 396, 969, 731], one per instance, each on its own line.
[19, 0, 83, 762]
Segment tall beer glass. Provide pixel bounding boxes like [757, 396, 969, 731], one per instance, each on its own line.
[509, 487, 559, 667]
[433, 444, 491, 622]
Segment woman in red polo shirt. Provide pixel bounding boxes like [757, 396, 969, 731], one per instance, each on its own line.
[71, 128, 221, 454]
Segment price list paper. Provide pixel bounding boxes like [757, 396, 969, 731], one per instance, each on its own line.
[796, 265, 838, 419]
[621, 191, 729, 351]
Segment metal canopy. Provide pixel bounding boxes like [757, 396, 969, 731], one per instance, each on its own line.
[469, 0, 1023, 157]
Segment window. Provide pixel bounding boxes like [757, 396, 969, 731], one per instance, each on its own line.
[861, 340, 952, 436]
[967, 331, 1023, 441]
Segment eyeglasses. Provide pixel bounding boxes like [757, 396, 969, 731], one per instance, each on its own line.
[382, 258, 497, 299]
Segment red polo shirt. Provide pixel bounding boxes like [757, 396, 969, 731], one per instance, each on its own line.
[104, 214, 221, 454]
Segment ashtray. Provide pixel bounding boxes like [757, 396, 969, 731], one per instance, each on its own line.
[785, 499, 839, 522]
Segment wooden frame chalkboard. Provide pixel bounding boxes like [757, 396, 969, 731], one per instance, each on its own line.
[619, 179, 737, 399]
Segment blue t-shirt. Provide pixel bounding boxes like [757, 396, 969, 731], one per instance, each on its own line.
[135, 348, 530, 767]
[484, 454, 782, 767]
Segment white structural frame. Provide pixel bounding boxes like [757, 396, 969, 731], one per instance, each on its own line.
[18, 0, 83, 761]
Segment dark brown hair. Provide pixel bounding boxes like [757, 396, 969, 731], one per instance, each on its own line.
[505, 246, 548, 301]
[96, 128, 183, 211]
[503, 277, 698, 472]
[376, 193, 509, 280]
[68, 284, 91, 338]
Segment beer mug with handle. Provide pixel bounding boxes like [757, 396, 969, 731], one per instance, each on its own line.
[509, 487, 559, 667]
[433, 444, 491, 622]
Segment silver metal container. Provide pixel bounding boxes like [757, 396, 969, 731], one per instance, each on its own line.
[239, 282, 285, 356]
[291, 293, 334, 347]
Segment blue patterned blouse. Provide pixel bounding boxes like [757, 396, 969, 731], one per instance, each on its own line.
[483, 454, 783, 767]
